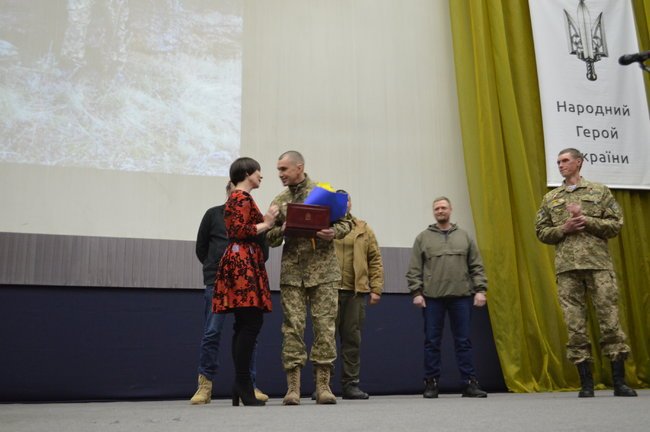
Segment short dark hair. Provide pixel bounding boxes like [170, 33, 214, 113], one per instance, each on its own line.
[278, 150, 304, 165]
[229, 157, 261, 185]
[558, 148, 583, 161]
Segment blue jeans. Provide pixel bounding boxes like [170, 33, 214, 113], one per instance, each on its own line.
[198, 285, 258, 385]
[422, 296, 476, 384]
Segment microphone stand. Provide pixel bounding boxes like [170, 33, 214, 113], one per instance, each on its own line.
[639, 61, 650, 74]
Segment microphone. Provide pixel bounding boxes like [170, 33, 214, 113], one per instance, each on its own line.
[618, 50, 650, 66]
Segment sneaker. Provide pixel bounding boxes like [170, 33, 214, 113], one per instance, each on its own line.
[462, 378, 487, 398]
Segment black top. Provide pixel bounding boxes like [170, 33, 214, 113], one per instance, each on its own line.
[195, 203, 270, 286]
[196, 205, 228, 286]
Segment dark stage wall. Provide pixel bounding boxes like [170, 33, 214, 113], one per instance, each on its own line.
[0, 285, 506, 402]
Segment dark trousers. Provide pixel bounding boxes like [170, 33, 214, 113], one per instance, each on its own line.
[198, 285, 227, 381]
[422, 296, 476, 384]
[231, 307, 263, 386]
[336, 290, 366, 388]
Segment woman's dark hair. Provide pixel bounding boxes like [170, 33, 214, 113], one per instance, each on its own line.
[229, 157, 261, 185]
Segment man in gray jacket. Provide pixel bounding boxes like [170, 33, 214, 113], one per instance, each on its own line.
[406, 196, 488, 398]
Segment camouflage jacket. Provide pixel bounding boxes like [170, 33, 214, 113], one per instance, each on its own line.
[267, 174, 352, 287]
[535, 178, 622, 274]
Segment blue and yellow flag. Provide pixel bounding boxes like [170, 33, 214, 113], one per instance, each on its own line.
[304, 183, 348, 221]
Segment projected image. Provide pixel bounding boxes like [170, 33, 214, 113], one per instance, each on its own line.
[0, 0, 242, 176]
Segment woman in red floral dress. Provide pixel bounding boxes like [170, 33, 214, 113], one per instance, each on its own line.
[213, 157, 278, 406]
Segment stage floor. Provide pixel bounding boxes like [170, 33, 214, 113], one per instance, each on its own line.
[2, 390, 649, 432]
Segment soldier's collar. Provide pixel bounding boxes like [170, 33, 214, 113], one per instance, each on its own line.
[562, 177, 586, 192]
[288, 174, 310, 193]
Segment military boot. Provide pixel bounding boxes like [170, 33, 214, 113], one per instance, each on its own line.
[189, 374, 212, 405]
[423, 377, 439, 398]
[282, 368, 301, 405]
[315, 365, 337, 404]
[342, 383, 369, 400]
[254, 388, 269, 402]
[611, 359, 637, 397]
[576, 361, 594, 398]
[462, 378, 487, 398]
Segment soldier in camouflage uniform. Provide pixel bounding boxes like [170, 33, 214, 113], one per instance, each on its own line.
[267, 150, 352, 405]
[535, 148, 637, 398]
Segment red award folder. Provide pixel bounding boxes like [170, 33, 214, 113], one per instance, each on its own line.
[285, 203, 330, 237]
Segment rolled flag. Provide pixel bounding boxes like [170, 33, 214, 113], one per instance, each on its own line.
[304, 183, 348, 221]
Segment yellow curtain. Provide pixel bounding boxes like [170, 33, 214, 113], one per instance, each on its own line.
[449, 0, 650, 392]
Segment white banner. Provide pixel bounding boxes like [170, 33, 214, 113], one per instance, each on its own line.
[529, 0, 650, 189]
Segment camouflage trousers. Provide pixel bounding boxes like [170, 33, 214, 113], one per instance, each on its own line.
[280, 282, 338, 371]
[557, 269, 630, 364]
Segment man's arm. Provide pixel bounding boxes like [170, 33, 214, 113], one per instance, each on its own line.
[467, 236, 487, 293]
[266, 198, 285, 248]
[583, 187, 623, 239]
[405, 237, 425, 296]
[366, 226, 384, 299]
[467, 236, 487, 307]
[331, 215, 353, 239]
[535, 199, 566, 244]
[195, 208, 212, 263]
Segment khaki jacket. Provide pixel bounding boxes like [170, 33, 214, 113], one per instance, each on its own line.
[406, 223, 487, 298]
[334, 217, 384, 295]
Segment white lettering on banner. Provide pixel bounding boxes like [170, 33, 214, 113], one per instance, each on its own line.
[557, 101, 631, 117]
[583, 151, 630, 165]
[530, 0, 650, 189]
[576, 126, 619, 140]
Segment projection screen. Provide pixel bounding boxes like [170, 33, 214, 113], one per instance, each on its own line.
[1, 0, 473, 291]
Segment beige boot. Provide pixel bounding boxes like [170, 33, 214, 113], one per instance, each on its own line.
[254, 387, 269, 402]
[189, 374, 212, 405]
[282, 368, 301, 405]
[315, 365, 336, 404]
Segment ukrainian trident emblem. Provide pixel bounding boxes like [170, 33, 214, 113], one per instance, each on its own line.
[563, 0, 608, 81]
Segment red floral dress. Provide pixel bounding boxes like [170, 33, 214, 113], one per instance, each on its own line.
[213, 190, 272, 313]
